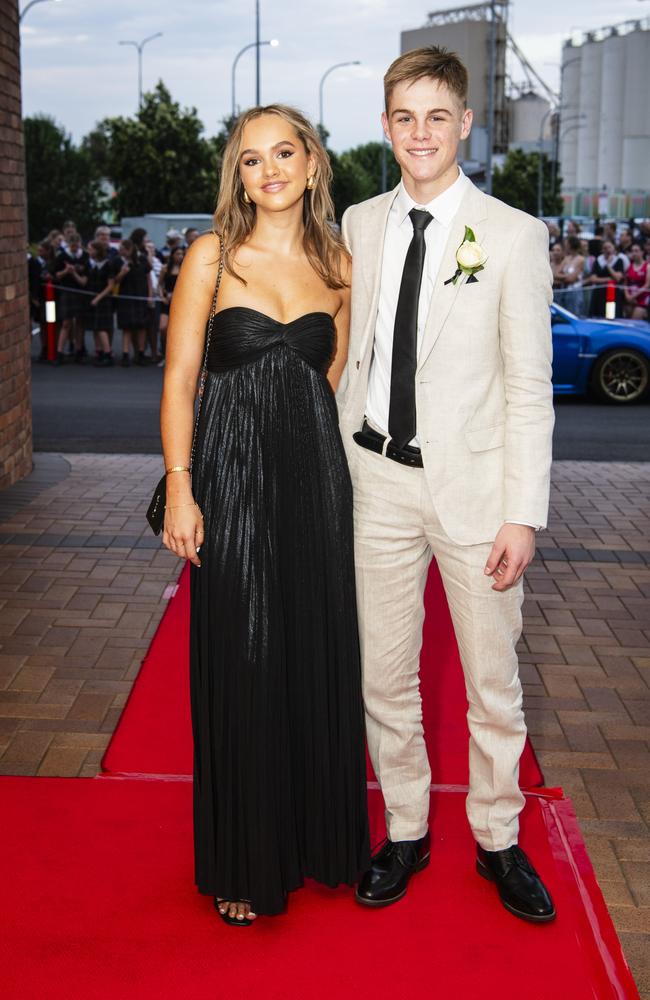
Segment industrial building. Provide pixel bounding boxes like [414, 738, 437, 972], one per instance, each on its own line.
[559, 18, 650, 218]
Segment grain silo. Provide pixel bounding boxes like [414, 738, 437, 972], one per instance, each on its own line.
[597, 32, 625, 192]
[508, 91, 551, 146]
[574, 37, 602, 189]
[559, 18, 650, 213]
[621, 27, 650, 190]
[559, 46, 581, 189]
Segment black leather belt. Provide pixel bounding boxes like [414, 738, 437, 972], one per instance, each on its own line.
[353, 420, 423, 468]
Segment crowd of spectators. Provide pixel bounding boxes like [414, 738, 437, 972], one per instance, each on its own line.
[29, 215, 649, 367]
[547, 218, 650, 321]
[28, 222, 202, 368]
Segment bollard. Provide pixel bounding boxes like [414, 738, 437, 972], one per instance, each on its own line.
[45, 278, 56, 361]
[605, 281, 616, 320]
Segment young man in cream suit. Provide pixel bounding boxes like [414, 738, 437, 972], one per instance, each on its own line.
[338, 46, 556, 922]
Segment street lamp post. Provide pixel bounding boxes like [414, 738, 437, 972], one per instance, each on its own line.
[318, 61, 360, 133]
[231, 39, 279, 117]
[485, 0, 497, 195]
[553, 55, 582, 197]
[19, 0, 62, 22]
[538, 105, 586, 216]
[559, 122, 587, 142]
[118, 32, 163, 111]
[553, 107, 585, 195]
[537, 106, 554, 218]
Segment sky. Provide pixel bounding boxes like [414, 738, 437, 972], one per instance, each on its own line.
[19, 0, 649, 153]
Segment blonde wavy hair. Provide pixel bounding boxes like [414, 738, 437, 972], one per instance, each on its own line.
[213, 104, 348, 289]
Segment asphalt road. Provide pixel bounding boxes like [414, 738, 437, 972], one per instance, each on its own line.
[30, 353, 650, 461]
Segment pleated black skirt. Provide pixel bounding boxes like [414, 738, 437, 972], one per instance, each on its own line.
[188, 308, 370, 916]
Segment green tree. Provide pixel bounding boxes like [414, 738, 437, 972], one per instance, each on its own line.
[327, 137, 400, 220]
[492, 148, 562, 217]
[329, 148, 374, 220]
[83, 82, 221, 217]
[24, 114, 107, 240]
[342, 141, 401, 195]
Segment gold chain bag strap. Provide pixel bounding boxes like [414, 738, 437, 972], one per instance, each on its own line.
[146, 246, 225, 535]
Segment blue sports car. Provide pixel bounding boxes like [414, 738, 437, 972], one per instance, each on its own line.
[551, 303, 650, 404]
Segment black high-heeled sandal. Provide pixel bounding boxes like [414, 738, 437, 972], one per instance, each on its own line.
[214, 896, 255, 926]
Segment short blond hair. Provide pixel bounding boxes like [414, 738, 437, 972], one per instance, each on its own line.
[384, 46, 468, 113]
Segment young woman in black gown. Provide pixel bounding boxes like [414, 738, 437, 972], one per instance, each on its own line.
[159, 105, 370, 924]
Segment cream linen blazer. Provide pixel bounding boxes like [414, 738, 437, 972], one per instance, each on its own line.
[337, 179, 555, 547]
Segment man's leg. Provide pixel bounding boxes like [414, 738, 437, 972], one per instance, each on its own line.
[421, 495, 526, 852]
[351, 445, 432, 842]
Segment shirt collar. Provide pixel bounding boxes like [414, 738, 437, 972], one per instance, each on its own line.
[393, 165, 470, 230]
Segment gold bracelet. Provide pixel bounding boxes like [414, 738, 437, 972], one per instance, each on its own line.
[166, 466, 190, 474]
[167, 502, 200, 510]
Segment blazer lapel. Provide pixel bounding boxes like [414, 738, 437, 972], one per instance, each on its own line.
[355, 186, 399, 364]
[417, 182, 488, 372]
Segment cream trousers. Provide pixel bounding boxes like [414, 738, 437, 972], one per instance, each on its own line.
[350, 442, 527, 852]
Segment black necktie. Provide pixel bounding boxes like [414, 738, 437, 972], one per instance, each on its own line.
[388, 208, 433, 450]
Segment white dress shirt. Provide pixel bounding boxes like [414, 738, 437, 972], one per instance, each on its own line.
[366, 165, 470, 447]
[364, 166, 538, 532]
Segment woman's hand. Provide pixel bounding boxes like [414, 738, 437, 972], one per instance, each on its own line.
[162, 502, 204, 566]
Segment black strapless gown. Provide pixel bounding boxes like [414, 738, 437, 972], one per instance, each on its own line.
[189, 307, 370, 916]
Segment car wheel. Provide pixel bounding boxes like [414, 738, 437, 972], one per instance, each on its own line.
[590, 349, 650, 404]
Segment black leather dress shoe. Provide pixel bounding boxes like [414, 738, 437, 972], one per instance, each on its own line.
[356, 832, 430, 907]
[476, 844, 556, 922]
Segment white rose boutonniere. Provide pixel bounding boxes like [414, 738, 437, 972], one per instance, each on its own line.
[444, 226, 488, 285]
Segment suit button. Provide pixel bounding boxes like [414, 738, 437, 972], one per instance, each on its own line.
[356, 360, 360, 370]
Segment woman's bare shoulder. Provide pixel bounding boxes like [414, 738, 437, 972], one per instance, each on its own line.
[182, 232, 222, 271]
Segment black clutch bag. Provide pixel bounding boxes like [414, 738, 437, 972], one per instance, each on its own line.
[146, 475, 167, 535]
[146, 250, 224, 536]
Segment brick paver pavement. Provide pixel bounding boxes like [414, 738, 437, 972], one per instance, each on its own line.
[0, 454, 178, 777]
[0, 454, 649, 997]
[521, 462, 650, 999]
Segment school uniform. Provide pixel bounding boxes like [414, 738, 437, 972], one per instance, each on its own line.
[55, 248, 90, 320]
[111, 252, 151, 329]
[85, 259, 114, 332]
[159, 268, 179, 315]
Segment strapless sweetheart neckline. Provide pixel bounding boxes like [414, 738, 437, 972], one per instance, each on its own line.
[214, 305, 335, 327]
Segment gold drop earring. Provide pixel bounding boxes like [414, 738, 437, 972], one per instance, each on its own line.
[306, 176, 315, 191]
[242, 189, 251, 204]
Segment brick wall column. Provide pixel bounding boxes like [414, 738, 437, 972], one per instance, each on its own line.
[0, 0, 33, 489]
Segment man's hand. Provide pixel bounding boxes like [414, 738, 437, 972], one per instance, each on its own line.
[484, 524, 536, 592]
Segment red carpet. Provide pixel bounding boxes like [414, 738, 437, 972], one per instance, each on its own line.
[1, 777, 638, 1000]
[101, 562, 544, 786]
